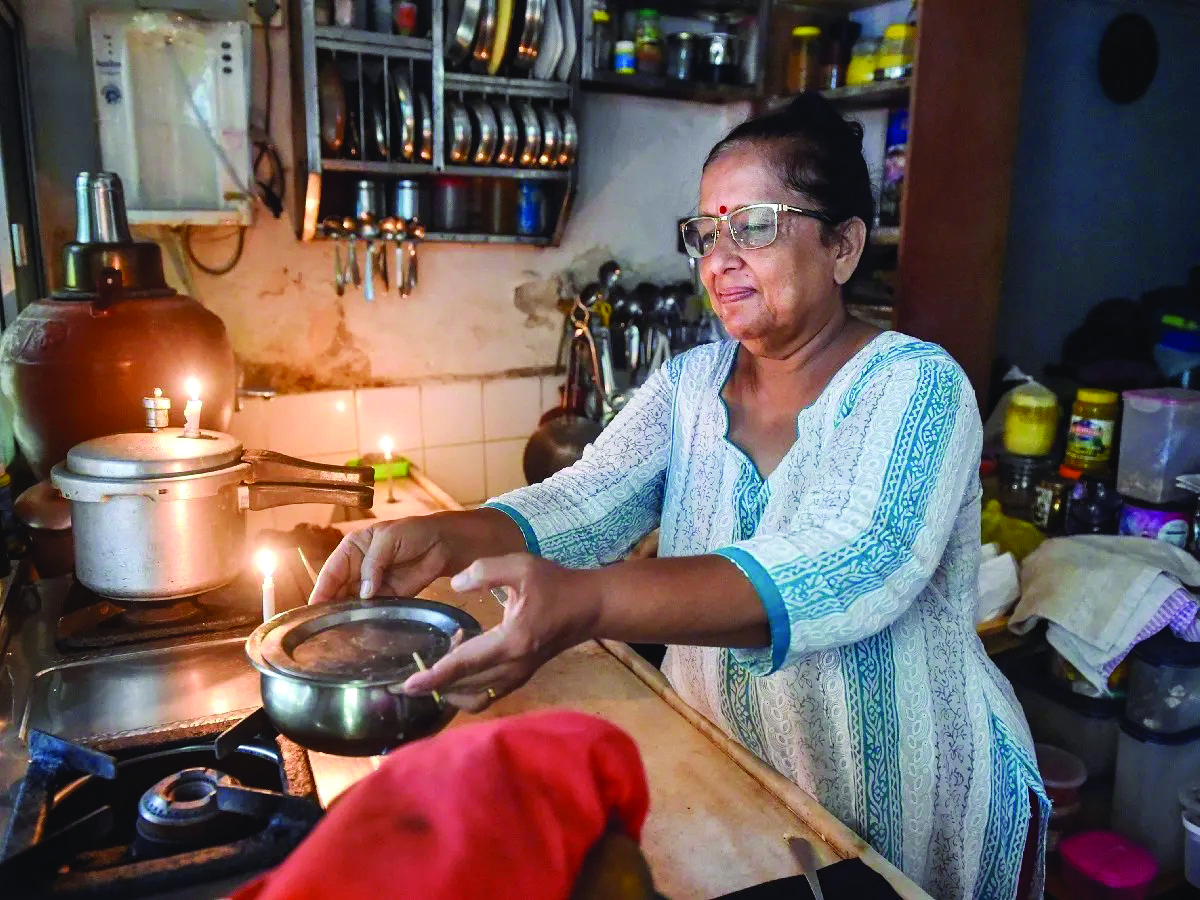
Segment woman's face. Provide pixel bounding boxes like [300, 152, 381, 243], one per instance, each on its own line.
[698, 143, 861, 353]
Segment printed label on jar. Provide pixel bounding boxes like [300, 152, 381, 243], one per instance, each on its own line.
[1118, 504, 1191, 548]
[1066, 416, 1115, 461]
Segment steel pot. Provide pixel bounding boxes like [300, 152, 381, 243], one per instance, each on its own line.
[51, 429, 374, 601]
[245, 597, 483, 756]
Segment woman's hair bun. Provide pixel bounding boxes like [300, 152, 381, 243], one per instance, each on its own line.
[780, 93, 864, 150]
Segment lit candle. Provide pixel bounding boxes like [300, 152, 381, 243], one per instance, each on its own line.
[379, 435, 396, 503]
[256, 548, 276, 621]
[182, 377, 203, 438]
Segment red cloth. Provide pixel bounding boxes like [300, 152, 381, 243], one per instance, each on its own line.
[233, 711, 650, 900]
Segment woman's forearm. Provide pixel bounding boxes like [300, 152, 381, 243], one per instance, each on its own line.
[431, 507, 529, 575]
[584, 555, 770, 649]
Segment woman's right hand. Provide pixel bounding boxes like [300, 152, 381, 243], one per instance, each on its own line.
[309, 516, 453, 604]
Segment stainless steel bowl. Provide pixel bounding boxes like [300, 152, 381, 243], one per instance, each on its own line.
[246, 598, 483, 757]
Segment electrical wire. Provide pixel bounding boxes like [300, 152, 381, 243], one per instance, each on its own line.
[253, 11, 285, 219]
[183, 225, 246, 276]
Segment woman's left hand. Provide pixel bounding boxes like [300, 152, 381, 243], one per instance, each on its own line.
[401, 553, 599, 712]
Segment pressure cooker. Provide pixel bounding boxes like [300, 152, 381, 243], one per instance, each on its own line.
[51, 428, 374, 601]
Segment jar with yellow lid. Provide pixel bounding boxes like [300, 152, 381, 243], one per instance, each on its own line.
[875, 23, 915, 81]
[1065, 388, 1120, 473]
[1004, 383, 1059, 457]
[846, 37, 880, 86]
[786, 25, 821, 93]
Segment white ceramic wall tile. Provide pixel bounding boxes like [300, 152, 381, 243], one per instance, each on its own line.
[420, 381, 483, 447]
[226, 398, 270, 448]
[268, 453, 359, 531]
[397, 446, 424, 470]
[541, 374, 562, 413]
[483, 377, 543, 441]
[423, 443, 486, 505]
[484, 439, 528, 498]
[355, 386, 422, 457]
[266, 391, 357, 458]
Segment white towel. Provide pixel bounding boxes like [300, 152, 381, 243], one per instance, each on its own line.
[1009, 536, 1200, 690]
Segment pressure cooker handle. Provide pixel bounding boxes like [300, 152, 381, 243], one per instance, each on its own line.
[242, 450, 375, 486]
[241, 482, 374, 511]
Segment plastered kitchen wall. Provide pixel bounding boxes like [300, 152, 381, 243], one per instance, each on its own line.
[21, 0, 747, 390]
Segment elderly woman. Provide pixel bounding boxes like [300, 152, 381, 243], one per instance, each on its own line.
[312, 95, 1047, 900]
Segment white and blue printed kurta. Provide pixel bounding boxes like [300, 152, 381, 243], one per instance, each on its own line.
[488, 332, 1047, 900]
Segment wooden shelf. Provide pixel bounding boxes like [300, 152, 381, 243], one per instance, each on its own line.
[582, 71, 759, 105]
[763, 79, 911, 113]
[874, 226, 900, 246]
[821, 77, 911, 109]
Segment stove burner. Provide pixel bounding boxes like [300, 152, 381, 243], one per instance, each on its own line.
[0, 712, 321, 899]
[135, 767, 241, 846]
[57, 574, 262, 651]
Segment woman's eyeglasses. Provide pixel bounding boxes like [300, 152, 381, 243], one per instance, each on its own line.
[679, 203, 833, 259]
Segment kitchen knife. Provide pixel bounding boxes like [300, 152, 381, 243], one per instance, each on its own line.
[787, 835, 826, 900]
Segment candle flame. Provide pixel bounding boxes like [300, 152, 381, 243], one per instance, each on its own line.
[379, 435, 394, 456]
[255, 548, 276, 578]
[186, 377, 201, 402]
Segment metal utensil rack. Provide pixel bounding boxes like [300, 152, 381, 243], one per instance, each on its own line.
[288, 0, 578, 250]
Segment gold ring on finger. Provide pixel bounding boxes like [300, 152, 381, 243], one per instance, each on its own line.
[486, 687, 497, 701]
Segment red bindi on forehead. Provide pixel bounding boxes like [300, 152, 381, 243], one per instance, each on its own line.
[719, 205, 727, 214]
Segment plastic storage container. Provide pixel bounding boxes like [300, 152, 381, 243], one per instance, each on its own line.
[1060, 831, 1157, 900]
[1009, 658, 1121, 778]
[1118, 388, 1200, 504]
[1126, 629, 1200, 735]
[1036, 743, 1087, 807]
[1185, 810, 1200, 888]
[1111, 718, 1200, 872]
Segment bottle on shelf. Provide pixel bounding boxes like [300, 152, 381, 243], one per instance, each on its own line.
[786, 26, 821, 93]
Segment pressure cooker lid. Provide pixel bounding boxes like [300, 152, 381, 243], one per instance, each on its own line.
[65, 428, 244, 479]
[247, 598, 482, 687]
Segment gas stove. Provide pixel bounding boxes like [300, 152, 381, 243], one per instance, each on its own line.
[0, 710, 321, 899]
[0, 566, 371, 898]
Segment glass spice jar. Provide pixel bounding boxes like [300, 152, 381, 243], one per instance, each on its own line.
[998, 453, 1054, 522]
[614, 40, 636, 75]
[846, 37, 879, 86]
[1033, 465, 1081, 535]
[1064, 387, 1120, 473]
[1004, 383, 1059, 457]
[591, 8, 614, 72]
[875, 23, 915, 80]
[634, 9, 664, 76]
[786, 26, 822, 93]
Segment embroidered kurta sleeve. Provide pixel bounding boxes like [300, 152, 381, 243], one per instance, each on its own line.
[485, 359, 677, 569]
[715, 353, 981, 675]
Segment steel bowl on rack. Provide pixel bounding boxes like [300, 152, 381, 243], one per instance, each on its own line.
[387, 65, 416, 161]
[469, 97, 498, 164]
[246, 598, 483, 756]
[537, 107, 561, 167]
[447, 99, 473, 164]
[446, 0, 482, 66]
[557, 108, 578, 167]
[516, 100, 542, 167]
[493, 98, 519, 166]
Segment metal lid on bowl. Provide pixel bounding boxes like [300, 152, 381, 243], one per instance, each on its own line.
[64, 428, 244, 479]
[246, 598, 482, 687]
